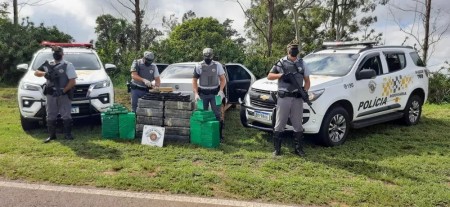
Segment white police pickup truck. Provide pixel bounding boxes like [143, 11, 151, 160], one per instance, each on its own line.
[17, 42, 116, 130]
[240, 41, 429, 146]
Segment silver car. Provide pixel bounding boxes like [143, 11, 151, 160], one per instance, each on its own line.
[159, 62, 256, 104]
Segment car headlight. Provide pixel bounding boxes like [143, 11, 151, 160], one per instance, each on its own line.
[21, 82, 41, 91]
[93, 80, 111, 89]
[308, 89, 325, 102]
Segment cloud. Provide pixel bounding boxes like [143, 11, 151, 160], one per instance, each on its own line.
[5, 0, 448, 69]
[360, 0, 450, 70]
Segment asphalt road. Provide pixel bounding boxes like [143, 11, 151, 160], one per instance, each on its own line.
[0, 180, 300, 207]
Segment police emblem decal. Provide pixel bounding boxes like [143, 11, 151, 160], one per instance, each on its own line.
[150, 70, 154, 74]
[368, 80, 376, 94]
[212, 68, 216, 72]
[58, 69, 64, 73]
[149, 132, 158, 141]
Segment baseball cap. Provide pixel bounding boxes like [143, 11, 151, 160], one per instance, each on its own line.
[52, 46, 63, 53]
[144, 51, 155, 61]
[202, 48, 213, 58]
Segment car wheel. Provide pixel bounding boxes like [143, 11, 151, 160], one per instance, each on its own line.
[20, 115, 38, 131]
[402, 95, 422, 126]
[240, 106, 249, 128]
[318, 106, 350, 147]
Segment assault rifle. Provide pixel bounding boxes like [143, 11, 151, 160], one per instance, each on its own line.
[276, 60, 316, 114]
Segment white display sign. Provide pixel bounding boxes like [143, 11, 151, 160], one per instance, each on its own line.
[141, 125, 165, 147]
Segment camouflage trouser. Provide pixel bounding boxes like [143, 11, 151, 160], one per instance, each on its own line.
[274, 97, 303, 133]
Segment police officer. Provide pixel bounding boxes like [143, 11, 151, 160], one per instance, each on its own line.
[192, 48, 227, 140]
[268, 40, 311, 156]
[130, 51, 161, 112]
[34, 46, 77, 143]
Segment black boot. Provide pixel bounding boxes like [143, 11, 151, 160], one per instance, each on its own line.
[44, 120, 57, 143]
[273, 131, 282, 156]
[63, 119, 74, 140]
[220, 121, 224, 142]
[293, 131, 306, 157]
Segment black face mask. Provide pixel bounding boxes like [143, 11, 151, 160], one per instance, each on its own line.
[204, 58, 212, 65]
[289, 48, 299, 57]
[144, 60, 152, 66]
[53, 53, 63, 61]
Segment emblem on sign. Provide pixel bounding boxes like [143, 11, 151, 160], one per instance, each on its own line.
[149, 132, 158, 141]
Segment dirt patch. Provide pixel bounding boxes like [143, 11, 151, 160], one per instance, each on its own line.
[103, 171, 118, 176]
[147, 166, 161, 178]
[192, 159, 203, 166]
[342, 187, 354, 196]
[383, 180, 398, 187]
[0, 94, 14, 100]
[329, 201, 350, 207]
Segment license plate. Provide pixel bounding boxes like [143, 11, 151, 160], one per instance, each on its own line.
[255, 111, 271, 121]
[71, 106, 79, 114]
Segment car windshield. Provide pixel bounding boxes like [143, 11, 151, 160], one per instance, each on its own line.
[31, 52, 101, 70]
[160, 64, 195, 79]
[303, 53, 359, 76]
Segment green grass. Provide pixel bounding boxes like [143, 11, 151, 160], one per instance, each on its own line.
[1, 87, 449, 206]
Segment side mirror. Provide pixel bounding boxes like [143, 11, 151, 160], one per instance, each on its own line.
[357, 68, 376, 80]
[105, 64, 116, 71]
[17, 64, 29, 72]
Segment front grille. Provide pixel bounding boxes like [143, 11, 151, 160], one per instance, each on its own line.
[251, 99, 276, 108]
[73, 84, 90, 99]
[251, 88, 271, 94]
[250, 88, 276, 108]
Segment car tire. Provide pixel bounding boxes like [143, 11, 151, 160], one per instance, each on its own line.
[20, 115, 38, 131]
[318, 106, 350, 147]
[239, 106, 249, 128]
[402, 95, 422, 126]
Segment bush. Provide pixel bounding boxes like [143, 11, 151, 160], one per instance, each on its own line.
[243, 55, 279, 79]
[428, 71, 450, 104]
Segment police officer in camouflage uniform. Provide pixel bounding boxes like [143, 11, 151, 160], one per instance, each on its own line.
[268, 40, 311, 157]
[192, 48, 227, 140]
[130, 51, 161, 112]
[34, 46, 77, 143]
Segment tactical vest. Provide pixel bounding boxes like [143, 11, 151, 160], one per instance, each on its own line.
[45, 61, 69, 89]
[199, 62, 219, 88]
[278, 58, 305, 93]
[131, 59, 156, 87]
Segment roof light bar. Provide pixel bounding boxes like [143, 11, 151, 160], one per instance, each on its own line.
[322, 41, 377, 48]
[41, 41, 93, 48]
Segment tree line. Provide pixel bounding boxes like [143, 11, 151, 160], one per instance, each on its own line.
[0, 0, 448, 103]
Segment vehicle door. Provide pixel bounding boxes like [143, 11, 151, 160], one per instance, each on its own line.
[381, 51, 411, 110]
[225, 64, 254, 103]
[353, 52, 392, 119]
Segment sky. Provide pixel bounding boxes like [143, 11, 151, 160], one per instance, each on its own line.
[3, 0, 450, 71]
